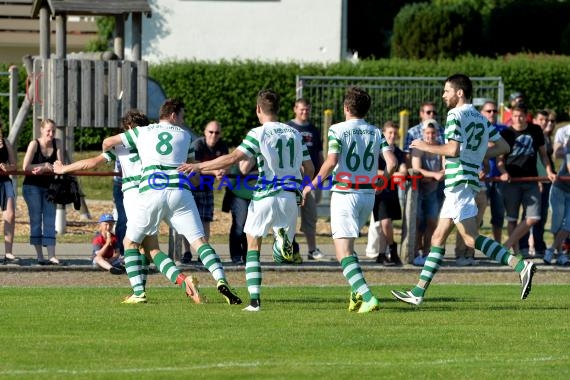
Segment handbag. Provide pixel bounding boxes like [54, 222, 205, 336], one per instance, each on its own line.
[47, 174, 82, 210]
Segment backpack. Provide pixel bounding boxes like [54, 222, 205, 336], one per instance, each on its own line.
[47, 175, 82, 210]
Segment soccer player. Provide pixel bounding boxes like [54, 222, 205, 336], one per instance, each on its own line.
[303, 86, 397, 313]
[103, 99, 242, 305]
[178, 90, 314, 312]
[55, 110, 155, 303]
[391, 74, 537, 306]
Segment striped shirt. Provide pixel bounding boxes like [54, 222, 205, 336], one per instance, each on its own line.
[327, 119, 390, 194]
[444, 104, 499, 192]
[120, 122, 194, 193]
[237, 121, 309, 200]
[102, 145, 141, 193]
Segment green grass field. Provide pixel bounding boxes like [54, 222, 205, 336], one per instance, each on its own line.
[0, 285, 568, 379]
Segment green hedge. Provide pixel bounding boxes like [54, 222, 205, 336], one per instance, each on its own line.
[150, 56, 570, 145]
[2, 55, 570, 149]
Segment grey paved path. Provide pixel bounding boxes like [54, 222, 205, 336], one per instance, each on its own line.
[2, 242, 567, 274]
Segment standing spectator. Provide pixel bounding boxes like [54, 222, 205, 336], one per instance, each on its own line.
[304, 86, 397, 313]
[519, 110, 556, 257]
[498, 105, 556, 256]
[403, 101, 445, 165]
[403, 102, 445, 256]
[480, 100, 507, 242]
[502, 92, 533, 126]
[373, 121, 406, 266]
[391, 74, 536, 306]
[411, 119, 444, 266]
[222, 157, 257, 264]
[180, 90, 314, 311]
[22, 119, 63, 265]
[545, 121, 570, 266]
[92, 213, 125, 275]
[182, 120, 229, 264]
[287, 98, 326, 261]
[0, 120, 18, 264]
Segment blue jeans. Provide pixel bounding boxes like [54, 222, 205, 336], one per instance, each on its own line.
[22, 184, 56, 246]
[113, 181, 127, 255]
[486, 182, 505, 228]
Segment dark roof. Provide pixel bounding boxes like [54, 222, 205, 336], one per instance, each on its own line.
[32, 0, 152, 17]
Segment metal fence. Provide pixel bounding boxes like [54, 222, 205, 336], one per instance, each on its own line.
[295, 76, 504, 129]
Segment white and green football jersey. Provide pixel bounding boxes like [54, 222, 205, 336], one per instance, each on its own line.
[120, 122, 194, 193]
[328, 119, 389, 194]
[237, 121, 309, 200]
[102, 144, 141, 193]
[444, 103, 500, 192]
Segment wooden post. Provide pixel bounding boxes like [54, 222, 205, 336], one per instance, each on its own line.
[8, 65, 18, 131]
[401, 169, 419, 264]
[131, 12, 142, 61]
[114, 15, 125, 60]
[399, 109, 409, 150]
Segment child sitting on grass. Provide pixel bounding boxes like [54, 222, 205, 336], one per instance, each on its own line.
[92, 213, 124, 275]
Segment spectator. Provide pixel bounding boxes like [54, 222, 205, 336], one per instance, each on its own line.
[287, 98, 326, 261]
[92, 213, 125, 274]
[411, 119, 444, 266]
[221, 157, 257, 264]
[373, 121, 406, 266]
[0, 120, 18, 264]
[519, 110, 556, 257]
[480, 100, 507, 242]
[304, 86, 397, 313]
[545, 121, 570, 266]
[403, 102, 445, 256]
[502, 92, 533, 126]
[182, 120, 229, 264]
[403, 101, 445, 165]
[497, 105, 556, 256]
[22, 119, 63, 265]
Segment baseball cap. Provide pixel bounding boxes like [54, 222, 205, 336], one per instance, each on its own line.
[99, 213, 115, 223]
[422, 118, 439, 129]
[509, 92, 523, 101]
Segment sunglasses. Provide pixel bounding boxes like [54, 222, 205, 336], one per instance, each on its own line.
[207, 131, 220, 135]
[424, 110, 437, 115]
[483, 109, 499, 114]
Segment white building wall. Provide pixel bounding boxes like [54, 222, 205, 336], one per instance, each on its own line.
[126, 0, 344, 63]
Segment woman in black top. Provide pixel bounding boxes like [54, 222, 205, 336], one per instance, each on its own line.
[22, 119, 63, 265]
[0, 120, 18, 263]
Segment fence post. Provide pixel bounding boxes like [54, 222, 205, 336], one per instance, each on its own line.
[317, 109, 334, 218]
[400, 170, 418, 264]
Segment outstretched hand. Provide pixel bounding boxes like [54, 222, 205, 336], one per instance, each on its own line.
[178, 163, 200, 175]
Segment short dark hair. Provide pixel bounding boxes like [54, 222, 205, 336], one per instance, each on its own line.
[159, 99, 185, 120]
[445, 73, 473, 100]
[344, 86, 371, 118]
[257, 89, 280, 115]
[512, 104, 528, 114]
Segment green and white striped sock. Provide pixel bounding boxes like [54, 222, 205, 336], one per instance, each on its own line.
[475, 235, 525, 272]
[198, 244, 225, 281]
[124, 248, 145, 296]
[412, 246, 445, 297]
[341, 255, 372, 302]
[245, 250, 261, 301]
[152, 251, 181, 284]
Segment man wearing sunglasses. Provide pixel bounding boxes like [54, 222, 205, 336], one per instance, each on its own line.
[480, 100, 507, 244]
